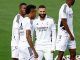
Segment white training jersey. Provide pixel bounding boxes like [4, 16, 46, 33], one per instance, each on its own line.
[18, 17, 32, 47]
[33, 16, 56, 50]
[11, 14, 24, 46]
[58, 3, 74, 36]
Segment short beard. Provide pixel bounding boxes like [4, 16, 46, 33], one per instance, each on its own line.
[39, 14, 46, 19]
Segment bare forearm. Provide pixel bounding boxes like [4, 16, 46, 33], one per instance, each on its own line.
[62, 19, 72, 36]
[27, 36, 35, 50]
[26, 30, 35, 51]
[26, 34, 38, 58]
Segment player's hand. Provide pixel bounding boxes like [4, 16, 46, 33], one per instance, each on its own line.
[51, 50, 54, 53]
[70, 34, 74, 41]
[34, 51, 38, 58]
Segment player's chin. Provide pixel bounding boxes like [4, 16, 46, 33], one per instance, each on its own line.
[22, 12, 26, 15]
[39, 14, 46, 18]
[40, 15, 45, 18]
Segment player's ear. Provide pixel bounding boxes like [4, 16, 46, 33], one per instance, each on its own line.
[38, 8, 41, 13]
[45, 9, 46, 13]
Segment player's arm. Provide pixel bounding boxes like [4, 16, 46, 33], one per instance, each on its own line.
[61, 19, 74, 40]
[26, 21, 38, 58]
[51, 19, 56, 53]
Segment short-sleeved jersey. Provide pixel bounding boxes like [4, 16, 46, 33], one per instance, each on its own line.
[19, 17, 31, 47]
[58, 3, 74, 36]
[11, 14, 24, 46]
[33, 16, 56, 47]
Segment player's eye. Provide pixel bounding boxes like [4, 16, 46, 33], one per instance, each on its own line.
[23, 7, 26, 9]
[43, 11, 45, 12]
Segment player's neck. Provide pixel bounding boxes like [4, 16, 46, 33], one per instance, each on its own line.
[19, 12, 25, 17]
[39, 14, 46, 20]
[66, 3, 72, 7]
[28, 15, 33, 20]
[40, 18, 45, 20]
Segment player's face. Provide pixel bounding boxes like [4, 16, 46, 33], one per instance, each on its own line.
[67, 0, 75, 6]
[20, 5, 27, 15]
[38, 8, 46, 19]
[30, 9, 36, 19]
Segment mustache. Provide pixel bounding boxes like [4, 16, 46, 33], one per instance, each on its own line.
[39, 14, 46, 18]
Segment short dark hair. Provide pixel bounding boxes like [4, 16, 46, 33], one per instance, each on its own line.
[72, 0, 75, 5]
[66, 0, 75, 5]
[26, 4, 36, 14]
[38, 5, 46, 9]
[19, 3, 27, 7]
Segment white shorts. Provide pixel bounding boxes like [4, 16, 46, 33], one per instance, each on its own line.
[11, 46, 19, 58]
[35, 44, 53, 60]
[18, 45, 34, 60]
[56, 31, 76, 51]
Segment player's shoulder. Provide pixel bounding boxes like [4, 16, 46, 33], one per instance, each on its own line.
[33, 16, 39, 22]
[60, 3, 68, 13]
[20, 17, 28, 24]
[46, 16, 54, 22]
[34, 16, 39, 20]
[61, 3, 67, 8]
[33, 16, 40, 26]
[46, 16, 56, 24]
[61, 3, 68, 10]
[24, 16, 28, 19]
[16, 14, 21, 23]
[46, 16, 53, 19]
[23, 17, 30, 22]
[16, 14, 21, 17]
[14, 14, 20, 19]
[13, 14, 20, 23]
